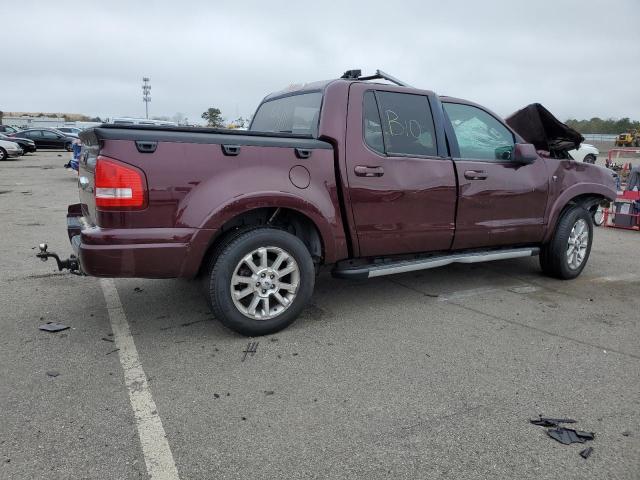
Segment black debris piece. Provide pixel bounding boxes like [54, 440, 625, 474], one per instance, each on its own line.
[101, 337, 114, 343]
[106, 348, 120, 355]
[39, 322, 69, 333]
[621, 431, 631, 437]
[505, 103, 583, 154]
[530, 417, 577, 428]
[242, 341, 258, 362]
[241, 416, 247, 421]
[213, 393, 220, 399]
[579, 447, 593, 459]
[547, 428, 595, 445]
[133, 287, 143, 293]
[264, 390, 275, 396]
[270, 338, 278, 342]
[46, 370, 60, 377]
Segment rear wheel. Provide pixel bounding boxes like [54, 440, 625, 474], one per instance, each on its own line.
[64, 142, 72, 152]
[205, 227, 315, 336]
[540, 206, 593, 279]
[0, 148, 6, 161]
[583, 154, 596, 164]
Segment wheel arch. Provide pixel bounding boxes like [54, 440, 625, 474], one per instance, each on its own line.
[543, 189, 611, 243]
[190, 205, 329, 278]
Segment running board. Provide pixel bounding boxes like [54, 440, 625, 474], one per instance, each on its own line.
[332, 247, 540, 279]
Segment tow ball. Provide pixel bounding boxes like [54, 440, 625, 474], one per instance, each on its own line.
[37, 243, 81, 274]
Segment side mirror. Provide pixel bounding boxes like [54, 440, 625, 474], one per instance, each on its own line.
[513, 143, 538, 164]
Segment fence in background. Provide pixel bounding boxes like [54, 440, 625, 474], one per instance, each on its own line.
[582, 134, 618, 143]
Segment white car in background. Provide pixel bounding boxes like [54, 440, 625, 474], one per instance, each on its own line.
[0, 139, 23, 160]
[569, 143, 599, 163]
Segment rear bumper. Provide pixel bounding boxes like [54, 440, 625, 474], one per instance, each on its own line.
[67, 204, 207, 278]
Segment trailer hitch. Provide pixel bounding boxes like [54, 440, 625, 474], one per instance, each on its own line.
[37, 243, 81, 274]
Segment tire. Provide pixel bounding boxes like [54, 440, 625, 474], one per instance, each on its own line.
[0, 147, 6, 161]
[205, 227, 315, 336]
[540, 206, 593, 279]
[592, 206, 606, 226]
[64, 142, 72, 152]
[583, 154, 596, 164]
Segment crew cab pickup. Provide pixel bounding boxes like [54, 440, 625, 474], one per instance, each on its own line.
[46, 69, 616, 336]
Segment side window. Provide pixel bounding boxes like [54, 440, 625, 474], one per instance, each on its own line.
[41, 130, 57, 139]
[376, 92, 437, 157]
[363, 91, 384, 154]
[443, 103, 514, 161]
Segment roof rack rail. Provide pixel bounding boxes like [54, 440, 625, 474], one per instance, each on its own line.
[340, 69, 412, 87]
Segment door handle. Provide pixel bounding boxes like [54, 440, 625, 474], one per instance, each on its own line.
[354, 165, 384, 177]
[464, 170, 487, 180]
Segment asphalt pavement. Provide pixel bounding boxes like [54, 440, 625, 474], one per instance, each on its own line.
[1, 150, 638, 479]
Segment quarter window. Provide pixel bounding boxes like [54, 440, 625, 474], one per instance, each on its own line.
[443, 103, 514, 161]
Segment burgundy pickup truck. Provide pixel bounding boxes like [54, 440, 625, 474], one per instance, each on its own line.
[41, 69, 616, 336]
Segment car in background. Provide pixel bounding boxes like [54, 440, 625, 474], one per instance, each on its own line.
[8, 128, 75, 151]
[0, 133, 36, 153]
[0, 139, 23, 160]
[569, 143, 599, 164]
[0, 125, 20, 134]
[56, 126, 83, 136]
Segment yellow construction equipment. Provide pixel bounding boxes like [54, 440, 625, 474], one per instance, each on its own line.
[615, 129, 640, 147]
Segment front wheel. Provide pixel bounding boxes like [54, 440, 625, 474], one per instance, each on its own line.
[540, 206, 593, 279]
[583, 154, 596, 164]
[64, 143, 72, 152]
[205, 228, 315, 336]
[0, 147, 6, 161]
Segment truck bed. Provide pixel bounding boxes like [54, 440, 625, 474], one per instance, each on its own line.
[75, 124, 347, 277]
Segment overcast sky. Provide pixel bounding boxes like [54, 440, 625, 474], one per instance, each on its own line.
[2, 0, 638, 124]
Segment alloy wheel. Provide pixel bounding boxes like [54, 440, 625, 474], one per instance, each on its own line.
[230, 246, 300, 320]
[566, 218, 589, 269]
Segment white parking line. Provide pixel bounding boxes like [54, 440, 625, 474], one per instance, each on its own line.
[100, 279, 180, 480]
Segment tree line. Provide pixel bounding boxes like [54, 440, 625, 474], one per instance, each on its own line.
[565, 117, 640, 134]
[201, 107, 248, 129]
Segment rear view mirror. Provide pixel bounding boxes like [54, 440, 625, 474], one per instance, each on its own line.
[513, 143, 538, 164]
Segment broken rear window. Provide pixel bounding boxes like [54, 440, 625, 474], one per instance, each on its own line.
[251, 92, 322, 136]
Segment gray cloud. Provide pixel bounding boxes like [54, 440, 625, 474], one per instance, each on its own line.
[1, 0, 638, 123]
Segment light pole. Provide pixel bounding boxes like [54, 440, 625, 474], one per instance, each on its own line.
[142, 77, 151, 119]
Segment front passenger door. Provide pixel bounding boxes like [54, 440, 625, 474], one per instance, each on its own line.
[443, 102, 549, 250]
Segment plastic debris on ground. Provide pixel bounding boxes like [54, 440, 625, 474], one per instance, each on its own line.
[39, 322, 70, 333]
[547, 428, 595, 445]
[530, 417, 577, 428]
[530, 415, 595, 457]
[580, 447, 594, 459]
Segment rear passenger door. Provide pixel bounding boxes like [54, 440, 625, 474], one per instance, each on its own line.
[26, 130, 44, 147]
[345, 83, 457, 257]
[41, 130, 61, 148]
[443, 102, 549, 250]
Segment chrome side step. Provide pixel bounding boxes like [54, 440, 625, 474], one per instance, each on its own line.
[332, 247, 539, 279]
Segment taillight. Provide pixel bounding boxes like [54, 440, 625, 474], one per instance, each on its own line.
[95, 155, 147, 209]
